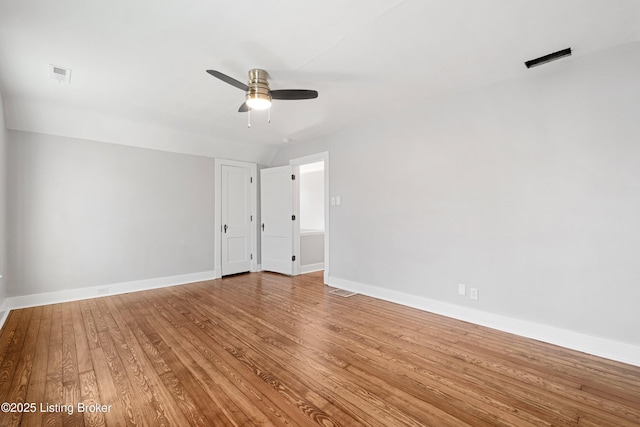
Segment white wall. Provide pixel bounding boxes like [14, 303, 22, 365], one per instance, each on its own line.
[7, 130, 216, 296]
[271, 42, 640, 350]
[0, 92, 7, 308]
[300, 170, 325, 231]
[3, 96, 276, 165]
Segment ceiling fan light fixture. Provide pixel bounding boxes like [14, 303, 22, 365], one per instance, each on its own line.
[246, 92, 272, 110]
[245, 68, 272, 110]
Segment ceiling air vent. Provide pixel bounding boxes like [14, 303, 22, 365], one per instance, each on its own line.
[525, 48, 572, 69]
[49, 64, 72, 83]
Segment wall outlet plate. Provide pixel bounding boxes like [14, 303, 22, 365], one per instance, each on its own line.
[470, 287, 479, 300]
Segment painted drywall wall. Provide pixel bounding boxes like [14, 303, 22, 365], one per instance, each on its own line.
[7, 130, 216, 296]
[300, 232, 324, 266]
[271, 42, 640, 347]
[3, 96, 277, 165]
[300, 169, 325, 231]
[0, 92, 7, 307]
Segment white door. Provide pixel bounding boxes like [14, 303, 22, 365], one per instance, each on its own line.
[221, 164, 252, 276]
[261, 165, 298, 275]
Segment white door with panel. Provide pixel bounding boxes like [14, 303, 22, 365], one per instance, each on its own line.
[261, 165, 298, 275]
[221, 164, 252, 276]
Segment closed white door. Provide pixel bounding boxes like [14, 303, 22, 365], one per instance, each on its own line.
[221, 164, 252, 276]
[261, 165, 297, 275]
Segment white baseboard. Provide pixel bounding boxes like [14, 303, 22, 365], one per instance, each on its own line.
[300, 262, 324, 274]
[328, 276, 640, 367]
[0, 270, 217, 315]
[0, 310, 8, 331]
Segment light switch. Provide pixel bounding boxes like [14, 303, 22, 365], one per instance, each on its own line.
[336, 196, 341, 205]
[331, 197, 336, 206]
[458, 283, 466, 296]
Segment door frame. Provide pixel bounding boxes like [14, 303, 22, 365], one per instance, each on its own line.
[289, 151, 329, 283]
[214, 158, 258, 278]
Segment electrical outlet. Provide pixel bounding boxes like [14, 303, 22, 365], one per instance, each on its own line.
[469, 287, 479, 300]
[97, 287, 109, 295]
[458, 283, 466, 296]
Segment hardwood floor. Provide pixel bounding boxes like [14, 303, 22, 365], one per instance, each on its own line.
[1, 271, 639, 426]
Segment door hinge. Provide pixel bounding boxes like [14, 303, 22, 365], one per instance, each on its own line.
[250, 215, 253, 222]
[250, 253, 253, 260]
[291, 214, 296, 221]
[250, 176, 253, 183]
[292, 255, 296, 261]
[291, 174, 296, 180]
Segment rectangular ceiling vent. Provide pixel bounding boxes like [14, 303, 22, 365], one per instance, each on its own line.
[525, 48, 572, 69]
[49, 64, 72, 83]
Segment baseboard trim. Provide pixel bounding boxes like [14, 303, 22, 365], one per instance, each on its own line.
[0, 309, 8, 332]
[0, 270, 217, 314]
[327, 276, 640, 367]
[300, 262, 324, 274]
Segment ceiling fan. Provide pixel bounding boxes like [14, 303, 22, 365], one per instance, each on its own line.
[206, 69, 318, 113]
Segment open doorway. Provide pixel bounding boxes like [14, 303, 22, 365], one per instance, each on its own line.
[290, 152, 329, 283]
[298, 161, 325, 273]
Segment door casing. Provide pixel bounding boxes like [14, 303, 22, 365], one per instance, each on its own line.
[214, 158, 258, 278]
[220, 164, 252, 276]
[289, 152, 329, 283]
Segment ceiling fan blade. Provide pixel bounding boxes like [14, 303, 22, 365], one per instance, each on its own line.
[206, 70, 249, 91]
[238, 102, 250, 113]
[270, 89, 318, 100]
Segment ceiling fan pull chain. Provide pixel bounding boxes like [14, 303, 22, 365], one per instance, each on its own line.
[247, 108, 251, 128]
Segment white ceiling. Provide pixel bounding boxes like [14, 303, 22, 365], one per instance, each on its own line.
[1, 0, 639, 154]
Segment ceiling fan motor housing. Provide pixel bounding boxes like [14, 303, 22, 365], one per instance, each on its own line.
[246, 69, 271, 109]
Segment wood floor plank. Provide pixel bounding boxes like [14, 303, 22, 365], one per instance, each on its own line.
[0, 311, 23, 369]
[61, 304, 83, 427]
[88, 347, 128, 427]
[21, 305, 52, 427]
[1, 271, 639, 427]
[78, 370, 106, 427]
[71, 301, 93, 375]
[78, 300, 100, 351]
[43, 304, 63, 427]
[0, 307, 42, 427]
[0, 308, 33, 403]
